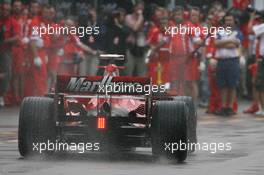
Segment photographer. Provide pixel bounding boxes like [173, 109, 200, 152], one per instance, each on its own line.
[0, 1, 20, 107]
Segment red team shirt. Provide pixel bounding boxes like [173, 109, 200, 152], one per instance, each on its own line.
[23, 16, 50, 96]
[0, 16, 20, 51]
[147, 20, 204, 83]
[170, 21, 190, 81]
[11, 14, 27, 74]
[58, 33, 84, 75]
[184, 21, 204, 81]
[46, 22, 64, 71]
[147, 24, 171, 84]
[0, 16, 20, 105]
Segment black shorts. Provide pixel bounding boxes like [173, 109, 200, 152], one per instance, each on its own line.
[216, 57, 240, 89]
[256, 56, 264, 92]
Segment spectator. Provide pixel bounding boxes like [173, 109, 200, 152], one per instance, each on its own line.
[215, 13, 243, 116]
[205, 13, 221, 114]
[8, 0, 27, 105]
[0, 1, 20, 106]
[125, 0, 147, 76]
[57, 18, 97, 75]
[46, 5, 60, 91]
[23, 4, 51, 96]
[169, 6, 190, 95]
[184, 7, 204, 104]
[147, 7, 171, 86]
[98, 8, 129, 76]
[251, 15, 264, 116]
[243, 12, 261, 114]
[29, 0, 40, 18]
[80, 7, 106, 76]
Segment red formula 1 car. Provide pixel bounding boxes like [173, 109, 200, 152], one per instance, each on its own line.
[18, 54, 197, 162]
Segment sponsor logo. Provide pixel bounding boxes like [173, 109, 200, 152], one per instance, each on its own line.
[65, 76, 165, 95]
[66, 76, 113, 92]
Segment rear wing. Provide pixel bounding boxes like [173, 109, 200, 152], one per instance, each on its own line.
[56, 75, 151, 95]
[99, 54, 125, 60]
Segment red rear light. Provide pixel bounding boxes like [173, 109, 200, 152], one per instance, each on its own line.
[97, 117, 106, 129]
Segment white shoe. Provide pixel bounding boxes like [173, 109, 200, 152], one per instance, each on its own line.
[255, 110, 264, 116]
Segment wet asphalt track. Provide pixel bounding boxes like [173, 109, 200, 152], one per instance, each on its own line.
[0, 101, 264, 175]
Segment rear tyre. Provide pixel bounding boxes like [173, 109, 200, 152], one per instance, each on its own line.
[174, 96, 197, 152]
[18, 97, 56, 157]
[151, 101, 188, 162]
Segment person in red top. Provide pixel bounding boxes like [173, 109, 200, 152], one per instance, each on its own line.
[204, 14, 220, 113]
[28, 0, 40, 19]
[147, 8, 171, 85]
[169, 6, 190, 95]
[57, 18, 97, 75]
[5, 0, 27, 105]
[46, 5, 62, 91]
[23, 4, 51, 97]
[23, 0, 41, 40]
[0, 1, 20, 106]
[150, 6, 165, 28]
[146, 24, 159, 83]
[244, 12, 262, 114]
[233, 0, 252, 10]
[184, 7, 204, 103]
